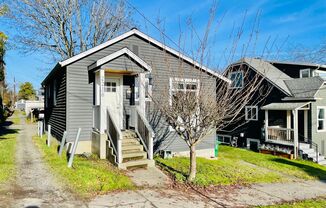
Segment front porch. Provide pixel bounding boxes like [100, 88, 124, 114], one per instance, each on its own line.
[89, 48, 155, 169]
[261, 102, 310, 158]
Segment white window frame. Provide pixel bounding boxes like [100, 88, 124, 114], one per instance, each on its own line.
[245, 106, 258, 121]
[300, 68, 310, 78]
[168, 77, 200, 131]
[169, 77, 200, 106]
[229, 71, 244, 89]
[134, 75, 152, 102]
[53, 80, 57, 106]
[317, 106, 326, 132]
[217, 134, 232, 144]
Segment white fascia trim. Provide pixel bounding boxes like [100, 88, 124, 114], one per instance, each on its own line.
[59, 28, 230, 83]
[88, 47, 152, 72]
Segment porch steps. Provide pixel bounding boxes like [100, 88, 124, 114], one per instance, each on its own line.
[299, 142, 326, 166]
[107, 130, 155, 169]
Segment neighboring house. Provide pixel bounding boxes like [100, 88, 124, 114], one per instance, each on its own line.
[219, 58, 326, 165]
[42, 28, 228, 169]
[15, 99, 44, 116]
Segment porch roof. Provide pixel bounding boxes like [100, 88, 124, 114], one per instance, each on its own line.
[261, 102, 309, 110]
[88, 47, 152, 72]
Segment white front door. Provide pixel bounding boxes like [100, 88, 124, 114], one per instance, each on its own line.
[104, 77, 123, 129]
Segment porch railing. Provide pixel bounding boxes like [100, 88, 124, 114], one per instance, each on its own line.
[267, 127, 294, 143]
[106, 108, 122, 163]
[93, 105, 100, 131]
[132, 106, 154, 160]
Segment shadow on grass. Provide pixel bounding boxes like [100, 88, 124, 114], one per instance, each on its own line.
[155, 159, 188, 179]
[272, 158, 326, 181]
[0, 121, 20, 138]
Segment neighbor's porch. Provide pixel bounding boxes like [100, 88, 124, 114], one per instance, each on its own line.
[261, 102, 311, 158]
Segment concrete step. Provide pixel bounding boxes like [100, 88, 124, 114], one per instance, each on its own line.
[122, 151, 147, 160]
[119, 159, 155, 169]
[122, 138, 140, 145]
[121, 144, 143, 152]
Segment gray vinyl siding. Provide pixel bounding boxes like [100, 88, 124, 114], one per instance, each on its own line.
[64, 34, 217, 152]
[44, 68, 66, 140]
[101, 54, 145, 73]
[311, 87, 326, 156]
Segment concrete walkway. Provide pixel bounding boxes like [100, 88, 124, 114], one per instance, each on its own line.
[89, 180, 326, 207]
[0, 114, 85, 208]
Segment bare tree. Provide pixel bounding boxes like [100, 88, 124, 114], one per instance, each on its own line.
[149, 6, 274, 181]
[287, 40, 326, 64]
[6, 0, 133, 59]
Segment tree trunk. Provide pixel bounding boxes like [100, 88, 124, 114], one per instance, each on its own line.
[188, 144, 196, 182]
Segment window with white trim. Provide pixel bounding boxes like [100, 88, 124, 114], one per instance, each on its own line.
[104, 81, 117, 92]
[169, 78, 199, 107]
[229, 71, 243, 88]
[245, 106, 258, 121]
[300, 69, 310, 78]
[217, 134, 231, 144]
[317, 106, 326, 131]
[134, 74, 152, 101]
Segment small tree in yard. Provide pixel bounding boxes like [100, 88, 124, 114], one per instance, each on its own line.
[18, 82, 36, 100]
[150, 7, 273, 181]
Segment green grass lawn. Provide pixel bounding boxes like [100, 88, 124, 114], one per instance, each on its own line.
[258, 197, 326, 208]
[156, 145, 326, 186]
[0, 131, 17, 184]
[33, 135, 135, 198]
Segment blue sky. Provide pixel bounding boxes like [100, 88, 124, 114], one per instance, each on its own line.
[2, 0, 326, 90]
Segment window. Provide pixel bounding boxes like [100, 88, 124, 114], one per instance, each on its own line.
[104, 81, 117, 92]
[229, 71, 243, 88]
[53, 80, 57, 106]
[217, 134, 231, 144]
[134, 74, 152, 101]
[300, 69, 310, 78]
[313, 70, 326, 79]
[169, 78, 199, 106]
[245, 106, 258, 121]
[317, 107, 326, 131]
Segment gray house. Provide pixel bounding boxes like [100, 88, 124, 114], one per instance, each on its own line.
[220, 58, 326, 165]
[42, 28, 227, 169]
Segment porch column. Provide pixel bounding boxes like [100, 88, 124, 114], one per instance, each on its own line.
[286, 110, 291, 140]
[304, 110, 308, 139]
[99, 69, 106, 134]
[265, 110, 268, 141]
[292, 109, 299, 159]
[138, 73, 146, 116]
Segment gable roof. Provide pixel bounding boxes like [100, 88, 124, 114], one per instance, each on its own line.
[231, 58, 293, 95]
[284, 76, 325, 98]
[267, 60, 326, 69]
[58, 28, 229, 82]
[88, 47, 152, 72]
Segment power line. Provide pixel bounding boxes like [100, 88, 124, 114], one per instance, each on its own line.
[125, 0, 183, 52]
